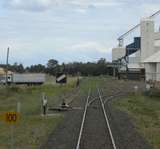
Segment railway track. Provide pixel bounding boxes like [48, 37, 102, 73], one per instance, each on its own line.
[76, 88, 117, 149]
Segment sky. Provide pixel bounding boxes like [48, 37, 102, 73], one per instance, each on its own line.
[0, 0, 160, 66]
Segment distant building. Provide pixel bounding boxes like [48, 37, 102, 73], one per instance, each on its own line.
[112, 18, 160, 82]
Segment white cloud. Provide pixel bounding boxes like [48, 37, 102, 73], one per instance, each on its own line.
[4, 0, 124, 12]
[92, 1, 124, 7]
[73, 8, 87, 14]
[2, 0, 160, 65]
[70, 41, 110, 54]
[141, 3, 160, 17]
[5, 0, 56, 11]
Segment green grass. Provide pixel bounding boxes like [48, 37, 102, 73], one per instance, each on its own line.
[113, 93, 160, 149]
[0, 76, 77, 148]
[0, 75, 95, 149]
[1, 76, 145, 148]
[0, 115, 63, 149]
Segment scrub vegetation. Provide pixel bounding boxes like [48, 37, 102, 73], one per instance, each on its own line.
[113, 92, 160, 149]
[1, 76, 159, 149]
[0, 76, 77, 149]
[0, 76, 102, 149]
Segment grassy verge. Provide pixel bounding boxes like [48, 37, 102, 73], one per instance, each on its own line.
[113, 93, 160, 149]
[0, 77, 76, 148]
[0, 76, 126, 148]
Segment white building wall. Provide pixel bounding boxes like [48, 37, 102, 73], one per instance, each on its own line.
[154, 32, 160, 40]
[156, 63, 160, 81]
[154, 32, 160, 48]
[112, 47, 126, 61]
[128, 51, 140, 64]
[140, 19, 155, 63]
[154, 46, 160, 53]
[145, 63, 156, 81]
[129, 57, 140, 64]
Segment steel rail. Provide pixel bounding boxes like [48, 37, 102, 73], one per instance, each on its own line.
[88, 95, 103, 106]
[88, 94, 116, 106]
[76, 89, 91, 149]
[98, 88, 117, 149]
[88, 91, 123, 106]
[103, 92, 127, 104]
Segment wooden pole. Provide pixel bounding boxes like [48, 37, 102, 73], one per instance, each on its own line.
[6, 47, 9, 86]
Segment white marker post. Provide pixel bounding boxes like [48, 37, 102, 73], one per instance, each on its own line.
[17, 102, 21, 113]
[10, 125, 14, 149]
[42, 93, 47, 116]
[134, 85, 138, 95]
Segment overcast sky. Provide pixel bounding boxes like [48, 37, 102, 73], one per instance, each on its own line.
[0, 0, 160, 66]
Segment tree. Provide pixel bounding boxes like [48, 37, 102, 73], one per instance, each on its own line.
[46, 59, 59, 75]
[47, 59, 58, 69]
[97, 58, 106, 64]
[0, 57, 115, 76]
[11, 63, 25, 73]
[27, 64, 46, 73]
[97, 58, 107, 75]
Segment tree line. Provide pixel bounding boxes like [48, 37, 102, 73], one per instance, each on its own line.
[0, 58, 114, 76]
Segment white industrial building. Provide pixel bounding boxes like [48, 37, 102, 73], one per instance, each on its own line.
[112, 17, 160, 82]
[142, 18, 160, 81]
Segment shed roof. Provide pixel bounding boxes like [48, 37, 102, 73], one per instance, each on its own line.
[144, 50, 160, 63]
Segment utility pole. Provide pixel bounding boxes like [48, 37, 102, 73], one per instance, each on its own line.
[5, 47, 10, 86]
